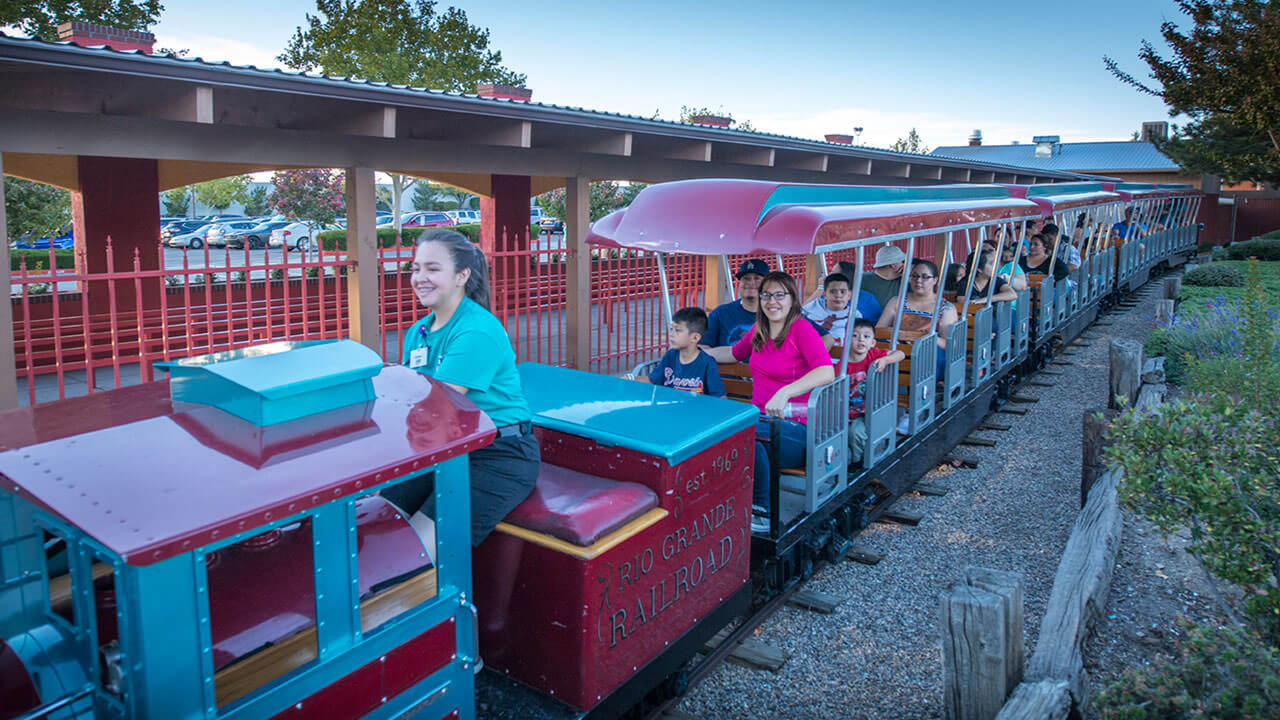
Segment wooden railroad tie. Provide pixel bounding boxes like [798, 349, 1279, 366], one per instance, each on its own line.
[703, 627, 788, 672]
[913, 481, 950, 496]
[660, 711, 703, 720]
[1051, 359, 1076, 366]
[942, 455, 980, 469]
[787, 589, 844, 614]
[997, 406, 1029, 415]
[1038, 368, 1066, 376]
[844, 545, 884, 565]
[961, 435, 998, 447]
[1028, 380, 1055, 388]
[1008, 393, 1040, 403]
[876, 506, 925, 526]
[979, 419, 1013, 431]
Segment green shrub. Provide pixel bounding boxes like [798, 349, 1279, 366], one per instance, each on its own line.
[316, 223, 540, 251]
[1224, 237, 1280, 261]
[1094, 623, 1280, 720]
[11, 248, 75, 271]
[1258, 228, 1280, 241]
[1184, 264, 1246, 287]
[1197, 240, 1218, 254]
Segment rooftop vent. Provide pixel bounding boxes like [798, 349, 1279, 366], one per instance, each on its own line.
[968, 129, 982, 146]
[56, 21, 155, 53]
[1140, 121, 1168, 142]
[688, 114, 732, 128]
[475, 83, 533, 101]
[1033, 135, 1061, 158]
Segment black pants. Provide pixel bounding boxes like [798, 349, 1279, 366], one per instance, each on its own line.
[382, 432, 540, 546]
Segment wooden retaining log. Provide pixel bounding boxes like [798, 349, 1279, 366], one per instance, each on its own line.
[1108, 338, 1142, 410]
[1080, 408, 1119, 508]
[1023, 472, 1123, 714]
[994, 680, 1071, 720]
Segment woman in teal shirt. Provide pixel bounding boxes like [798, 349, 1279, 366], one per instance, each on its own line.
[393, 229, 540, 547]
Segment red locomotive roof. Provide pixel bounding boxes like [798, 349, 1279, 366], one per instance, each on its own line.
[0, 366, 495, 565]
[587, 179, 1042, 256]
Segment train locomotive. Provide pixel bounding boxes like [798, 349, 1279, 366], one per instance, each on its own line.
[0, 179, 1202, 720]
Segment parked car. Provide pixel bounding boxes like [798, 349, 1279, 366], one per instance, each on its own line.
[14, 232, 74, 250]
[269, 221, 317, 251]
[447, 209, 481, 225]
[162, 220, 213, 241]
[225, 219, 291, 249]
[167, 225, 215, 249]
[540, 216, 564, 233]
[401, 211, 455, 229]
[207, 220, 263, 247]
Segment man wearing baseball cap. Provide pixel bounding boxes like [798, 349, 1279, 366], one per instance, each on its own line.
[861, 245, 906, 315]
[704, 258, 770, 348]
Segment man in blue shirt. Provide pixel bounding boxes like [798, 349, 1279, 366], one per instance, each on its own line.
[1112, 207, 1147, 241]
[704, 258, 769, 348]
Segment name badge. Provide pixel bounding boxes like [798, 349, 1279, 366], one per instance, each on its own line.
[409, 347, 428, 369]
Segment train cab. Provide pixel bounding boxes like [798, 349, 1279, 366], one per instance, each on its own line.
[0, 340, 492, 720]
[472, 363, 756, 718]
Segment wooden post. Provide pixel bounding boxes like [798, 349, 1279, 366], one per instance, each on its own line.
[994, 680, 1071, 720]
[704, 255, 727, 311]
[1107, 338, 1142, 410]
[1162, 275, 1181, 301]
[1081, 408, 1119, 507]
[1155, 299, 1175, 325]
[802, 254, 822, 299]
[962, 568, 1025, 693]
[563, 176, 591, 370]
[344, 167, 379, 354]
[0, 152, 17, 410]
[941, 584, 1010, 720]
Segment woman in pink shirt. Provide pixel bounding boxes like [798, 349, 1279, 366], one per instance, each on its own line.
[709, 272, 834, 531]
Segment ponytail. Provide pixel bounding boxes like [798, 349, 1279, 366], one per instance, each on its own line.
[417, 229, 492, 311]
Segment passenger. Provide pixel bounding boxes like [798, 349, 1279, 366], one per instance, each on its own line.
[875, 259, 958, 355]
[637, 307, 725, 397]
[966, 251, 1017, 305]
[997, 242, 1028, 292]
[844, 318, 905, 466]
[804, 261, 882, 322]
[1066, 226, 1084, 272]
[802, 272, 855, 339]
[707, 258, 835, 349]
[704, 258, 769, 348]
[943, 262, 967, 295]
[396, 229, 540, 547]
[1018, 234, 1071, 281]
[861, 245, 906, 314]
[706, 272, 834, 532]
[1111, 207, 1147, 240]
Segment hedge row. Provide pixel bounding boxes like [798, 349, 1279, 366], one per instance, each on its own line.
[1223, 237, 1280, 261]
[11, 249, 76, 271]
[318, 223, 541, 251]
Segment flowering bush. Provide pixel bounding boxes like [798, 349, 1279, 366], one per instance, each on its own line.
[1144, 294, 1280, 383]
[1095, 623, 1280, 719]
[270, 169, 344, 228]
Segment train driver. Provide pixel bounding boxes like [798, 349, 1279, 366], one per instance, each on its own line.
[392, 228, 541, 549]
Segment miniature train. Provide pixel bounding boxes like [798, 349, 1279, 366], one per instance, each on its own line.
[0, 180, 1199, 720]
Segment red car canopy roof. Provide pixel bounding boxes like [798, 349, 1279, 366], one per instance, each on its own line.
[586, 179, 1041, 256]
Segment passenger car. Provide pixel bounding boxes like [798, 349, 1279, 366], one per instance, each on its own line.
[268, 221, 317, 250]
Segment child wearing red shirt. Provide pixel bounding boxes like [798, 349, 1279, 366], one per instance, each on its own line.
[843, 318, 904, 465]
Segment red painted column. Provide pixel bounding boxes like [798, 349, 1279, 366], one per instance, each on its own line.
[479, 174, 531, 319]
[73, 156, 162, 311]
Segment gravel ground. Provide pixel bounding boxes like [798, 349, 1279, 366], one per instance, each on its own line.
[678, 279, 1222, 720]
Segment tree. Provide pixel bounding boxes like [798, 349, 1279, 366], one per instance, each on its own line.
[535, 181, 625, 223]
[279, 0, 523, 234]
[679, 105, 755, 131]
[270, 169, 344, 227]
[2, 0, 162, 40]
[1159, 115, 1280, 186]
[1105, 0, 1280, 183]
[890, 128, 929, 154]
[193, 176, 249, 215]
[161, 186, 190, 216]
[242, 185, 270, 216]
[621, 182, 648, 207]
[4, 177, 71, 241]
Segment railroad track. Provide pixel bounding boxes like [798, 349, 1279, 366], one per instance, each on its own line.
[639, 278, 1165, 720]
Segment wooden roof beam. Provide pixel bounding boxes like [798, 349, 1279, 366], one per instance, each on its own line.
[909, 164, 943, 180]
[715, 145, 775, 167]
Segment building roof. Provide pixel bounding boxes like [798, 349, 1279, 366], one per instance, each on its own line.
[0, 32, 1094, 187]
[930, 141, 1181, 173]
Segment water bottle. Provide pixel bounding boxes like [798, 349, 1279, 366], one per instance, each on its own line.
[782, 402, 807, 421]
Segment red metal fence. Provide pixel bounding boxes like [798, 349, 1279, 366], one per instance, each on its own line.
[9, 230, 986, 405]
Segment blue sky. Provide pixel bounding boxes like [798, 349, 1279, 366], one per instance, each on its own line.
[145, 0, 1185, 149]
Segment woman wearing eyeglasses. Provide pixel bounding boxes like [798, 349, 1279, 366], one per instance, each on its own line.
[875, 259, 959, 356]
[707, 271, 834, 532]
